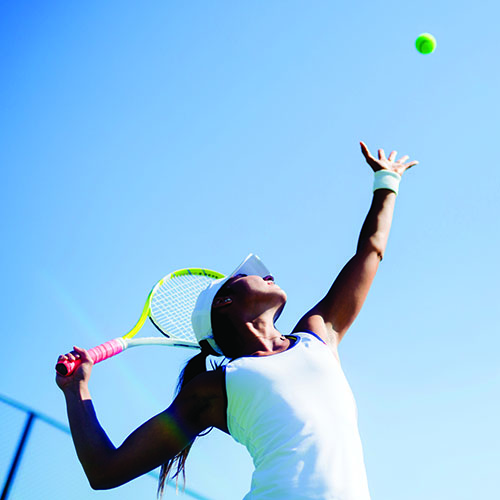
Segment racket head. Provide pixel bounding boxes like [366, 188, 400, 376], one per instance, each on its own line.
[55, 268, 225, 377]
[147, 268, 225, 345]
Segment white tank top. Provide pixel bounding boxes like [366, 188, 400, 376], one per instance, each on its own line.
[225, 331, 371, 500]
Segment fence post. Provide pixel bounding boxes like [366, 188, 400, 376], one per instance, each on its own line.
[1, 412, 35, 500]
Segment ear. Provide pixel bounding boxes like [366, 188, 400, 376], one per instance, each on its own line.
[213, 296, 233, 309]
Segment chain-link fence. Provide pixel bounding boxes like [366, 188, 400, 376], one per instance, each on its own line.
[0, 394, 208, 500]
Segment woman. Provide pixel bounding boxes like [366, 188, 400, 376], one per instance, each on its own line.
[56, 141, 418, 499]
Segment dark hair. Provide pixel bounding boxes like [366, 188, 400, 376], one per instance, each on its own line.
[157, 344, 213, 497]
[157, 288, 240, 496]
[211, 307, 242, 359]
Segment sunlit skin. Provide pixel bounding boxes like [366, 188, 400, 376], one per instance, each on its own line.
[56, 141, 418, 490]
[212, 273, 290, 357]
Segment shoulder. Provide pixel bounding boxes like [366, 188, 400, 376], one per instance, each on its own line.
[173, 368, 228, 434]
[176, 368, 225, 407]
[292, 319, 341, 361]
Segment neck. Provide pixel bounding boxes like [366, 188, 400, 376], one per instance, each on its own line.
[234, 312, 289, 357]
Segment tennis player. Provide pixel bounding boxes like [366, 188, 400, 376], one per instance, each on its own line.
[56, 141, 417, 499]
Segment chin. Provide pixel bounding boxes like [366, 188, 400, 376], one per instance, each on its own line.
[274, 297, 287, 322]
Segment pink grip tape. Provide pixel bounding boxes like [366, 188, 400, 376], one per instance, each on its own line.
[55, 339, 124, 377]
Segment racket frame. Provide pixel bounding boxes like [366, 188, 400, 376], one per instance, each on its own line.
[55, 267, 225, 376]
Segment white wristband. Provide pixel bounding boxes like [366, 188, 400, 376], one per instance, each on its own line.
[373, 170, 401, 195]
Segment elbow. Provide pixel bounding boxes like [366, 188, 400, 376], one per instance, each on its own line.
[83, 462, 110, 490]
[358, 237, 385, 261]
[88, 474, 112, 490]
[88, 477, 122, 491]
[86, 469, 124, 491]
[89, 480, 106, 491]
[88, 477, 105, 490]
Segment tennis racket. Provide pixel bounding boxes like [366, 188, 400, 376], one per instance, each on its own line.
[55, 268, 225, 376]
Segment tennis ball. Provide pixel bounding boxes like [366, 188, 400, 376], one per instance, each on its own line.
[415, 33, 436, 54]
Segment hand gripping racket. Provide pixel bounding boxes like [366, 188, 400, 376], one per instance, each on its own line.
[55, 268, 225, 376]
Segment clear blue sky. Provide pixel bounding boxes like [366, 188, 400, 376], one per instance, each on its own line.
[1, 1, 499, 499]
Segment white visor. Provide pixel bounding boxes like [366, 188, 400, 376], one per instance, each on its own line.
[191, 254, 271, 355]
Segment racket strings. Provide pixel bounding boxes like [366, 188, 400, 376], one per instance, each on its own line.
[150, 273, 219, 342]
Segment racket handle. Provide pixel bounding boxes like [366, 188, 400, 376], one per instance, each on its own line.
[55, 339, 126, 376]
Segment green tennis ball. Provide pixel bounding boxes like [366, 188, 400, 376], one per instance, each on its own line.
[416, 33, 436, 54]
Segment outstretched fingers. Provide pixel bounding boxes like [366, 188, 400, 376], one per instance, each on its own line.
[360, 141, 378, 169]
[388, 150, 398, 162]
[359, 141, 372, 160]
[361, 141, 419, 175]
[397, 154, 418, 172]
[404, 160, 419, 170]
[360, 142, 390, 162]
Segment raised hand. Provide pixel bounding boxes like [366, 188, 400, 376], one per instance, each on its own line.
[360, 141, 418, 176]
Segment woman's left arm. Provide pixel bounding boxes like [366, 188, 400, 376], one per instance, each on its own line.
[293, 142, 418, 347]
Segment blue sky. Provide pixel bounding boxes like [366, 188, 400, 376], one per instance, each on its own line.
[1, 1, 499, 499]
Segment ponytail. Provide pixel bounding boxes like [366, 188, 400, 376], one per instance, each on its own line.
[157, 344, 213, 497]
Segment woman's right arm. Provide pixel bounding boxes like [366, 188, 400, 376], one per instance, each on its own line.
[56, 347, 213, 489]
